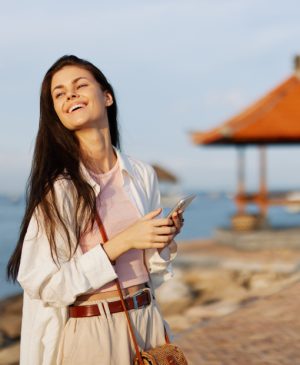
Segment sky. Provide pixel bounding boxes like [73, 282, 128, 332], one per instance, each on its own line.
[1, 0, 300, 194]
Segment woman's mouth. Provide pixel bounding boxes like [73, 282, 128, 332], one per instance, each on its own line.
[67, 103, 87, 113]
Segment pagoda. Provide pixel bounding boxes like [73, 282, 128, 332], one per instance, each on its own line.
[190, 56, 300, 230]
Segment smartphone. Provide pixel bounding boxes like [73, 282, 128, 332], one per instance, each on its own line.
[166, 194, 197, 218]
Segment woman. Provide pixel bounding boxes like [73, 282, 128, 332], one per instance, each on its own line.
[7, 55, 183, 365]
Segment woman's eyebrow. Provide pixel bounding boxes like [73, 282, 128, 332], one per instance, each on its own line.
[52, 77, 89, 93]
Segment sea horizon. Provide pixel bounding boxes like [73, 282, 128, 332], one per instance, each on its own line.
[1, 189, 300, 300]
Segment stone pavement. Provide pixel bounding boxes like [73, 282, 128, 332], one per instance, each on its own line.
[175, 280, 300, 365]
[177, 239, 300, 272]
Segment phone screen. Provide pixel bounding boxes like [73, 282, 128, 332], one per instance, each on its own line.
[166, 194, 196, 218]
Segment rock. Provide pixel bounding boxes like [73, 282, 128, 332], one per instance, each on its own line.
[0, 294, 22, 343]
[184, 301, 239, 323]
[231, 269, 253, 289]
[213, 285, 249, 305]
[155, 272, 193, 316]
[187, 268, 235, 293]
[164, 315, 193, 332]
[249, 272, 280, 290]
[0, 314, 21, 340]
[0, 295, 22, 315]
[0, 342, 20, 365]
[0, 332, 4, 347]
[183, 268, 245, 305]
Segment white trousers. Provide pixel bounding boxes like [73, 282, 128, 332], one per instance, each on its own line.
[56, 288, 173, 365]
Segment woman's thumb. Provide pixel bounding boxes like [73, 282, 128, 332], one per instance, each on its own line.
[142, 207, 162, 220]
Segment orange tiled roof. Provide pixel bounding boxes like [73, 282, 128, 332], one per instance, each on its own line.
[191, 75, 300, 145]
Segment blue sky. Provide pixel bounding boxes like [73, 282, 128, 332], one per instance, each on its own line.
[1, 0, 300, 194]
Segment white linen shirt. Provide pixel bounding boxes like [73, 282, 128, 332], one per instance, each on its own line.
[17, 146, 177, 365]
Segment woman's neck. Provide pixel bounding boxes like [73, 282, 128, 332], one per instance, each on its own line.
[76, 127, 117, 174]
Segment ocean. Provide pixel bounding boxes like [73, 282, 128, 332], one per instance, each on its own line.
[1, 190, 300, 300]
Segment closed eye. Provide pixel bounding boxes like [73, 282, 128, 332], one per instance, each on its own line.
[77, 84, 88, 89]
[55, 92, 64, 99]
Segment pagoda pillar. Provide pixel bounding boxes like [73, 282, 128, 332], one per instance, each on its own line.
[237, 147, 246, 213]
[259, 144, 268, 218]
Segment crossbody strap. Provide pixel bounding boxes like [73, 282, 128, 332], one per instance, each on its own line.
[94, 213, 170, 364]
[95, 213, 144, 364]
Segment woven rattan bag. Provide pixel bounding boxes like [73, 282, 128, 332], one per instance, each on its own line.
[133, 343, 188, 365]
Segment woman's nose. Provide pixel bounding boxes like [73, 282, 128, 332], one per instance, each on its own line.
[66, 91, 78, 100]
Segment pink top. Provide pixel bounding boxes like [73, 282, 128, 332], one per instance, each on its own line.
[79, 155, 150, 292]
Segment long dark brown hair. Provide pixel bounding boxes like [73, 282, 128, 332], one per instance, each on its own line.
[7, 55, 121, 282]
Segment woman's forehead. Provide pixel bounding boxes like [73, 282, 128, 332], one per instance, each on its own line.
[51, 66, 94, 88]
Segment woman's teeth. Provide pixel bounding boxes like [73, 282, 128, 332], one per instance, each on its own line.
[68, 103, 86, 113]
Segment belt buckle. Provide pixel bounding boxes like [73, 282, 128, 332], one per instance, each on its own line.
[132, 291, 141, 310]
[132, 288, 151, 310]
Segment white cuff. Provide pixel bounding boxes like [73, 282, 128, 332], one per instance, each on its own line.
[78, 244, 117, 289]
[158, 246, 171, 261]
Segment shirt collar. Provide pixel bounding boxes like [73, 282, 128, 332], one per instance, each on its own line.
[79, 145, 135, 196]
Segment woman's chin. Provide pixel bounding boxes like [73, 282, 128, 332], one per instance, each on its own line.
[65, 117, 92, 130]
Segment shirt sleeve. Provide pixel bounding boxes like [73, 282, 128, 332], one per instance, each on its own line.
[144, 164, 178, 275]
[17, 191, 117, 308]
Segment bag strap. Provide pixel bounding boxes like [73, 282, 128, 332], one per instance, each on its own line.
[95, 213, 144, 364]
[94, 213, 170, 365]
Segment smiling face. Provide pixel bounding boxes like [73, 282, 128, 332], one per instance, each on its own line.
[51, 65, 113, 131]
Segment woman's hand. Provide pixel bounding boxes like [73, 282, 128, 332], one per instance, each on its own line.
[103, 208, 181, 262]
[170, 209, 184, 237]
[123, 208, 176, 250]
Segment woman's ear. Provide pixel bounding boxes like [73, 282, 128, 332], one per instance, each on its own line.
[104, 91, 114, 107]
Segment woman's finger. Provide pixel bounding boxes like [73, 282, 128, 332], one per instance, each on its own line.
[154, 225, 177, 235]
[152, 217, 174, 227]
[151, 234, 174, 243]
[171, 212, 181, 231]
[148, 242, 167, 249]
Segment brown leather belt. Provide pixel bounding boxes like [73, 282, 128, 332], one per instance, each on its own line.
[68, 290, 151, 318]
